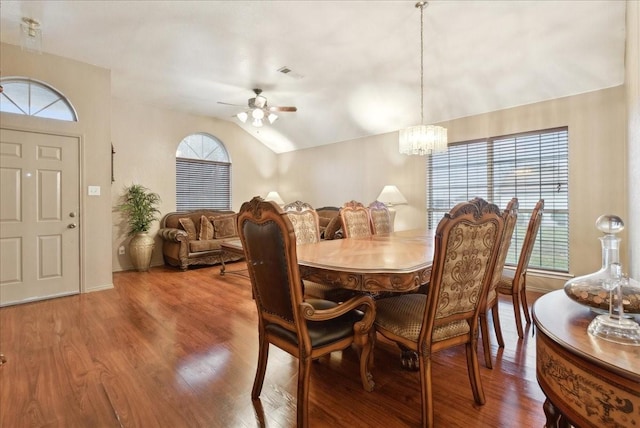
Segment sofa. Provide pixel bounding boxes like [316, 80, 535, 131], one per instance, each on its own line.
[158, 209, 243, 270]
[316, 206, 344, 240]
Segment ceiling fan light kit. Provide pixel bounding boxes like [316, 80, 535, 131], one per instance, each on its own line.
[399, 1, 448, 156]
[221, 88, 296, 128]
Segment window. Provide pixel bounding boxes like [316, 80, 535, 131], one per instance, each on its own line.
[427, 127, 569, 272]
[0, 77, 77, 121]
[176, 133, 231, 211]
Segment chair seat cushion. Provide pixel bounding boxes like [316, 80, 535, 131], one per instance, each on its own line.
[496, 269, 515, 294]
[266, 298, 363, 348]
[375, 294, 469, 343]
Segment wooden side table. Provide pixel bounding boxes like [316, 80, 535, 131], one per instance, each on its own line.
[533, 290, 640, 428]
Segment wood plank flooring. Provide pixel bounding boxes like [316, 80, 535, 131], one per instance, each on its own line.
[0, 262, 547, 427]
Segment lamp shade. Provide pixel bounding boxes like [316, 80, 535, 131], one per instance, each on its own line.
[264, 191, 285, 206]
[376, 185, 408, 207]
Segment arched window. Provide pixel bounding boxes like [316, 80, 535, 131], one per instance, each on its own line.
[0, 77, 78, 121]
[176, 133, 231, 211]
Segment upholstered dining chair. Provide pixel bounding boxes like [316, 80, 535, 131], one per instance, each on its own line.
[496, 199, 544, 339]
[283, 200, 347, 302]
[237, 197, 376, 428]
[373, 199, 504, 428]
[283, 200, 322, 246]
[368, 200, 392, 234]
[479, 197, 518, 369]
[340, 200, 372, 238]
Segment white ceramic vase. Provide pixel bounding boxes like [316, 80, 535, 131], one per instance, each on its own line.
[129, 232, 155, 272]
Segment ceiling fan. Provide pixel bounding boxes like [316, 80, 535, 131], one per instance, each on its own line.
[218, 88, 297, 127]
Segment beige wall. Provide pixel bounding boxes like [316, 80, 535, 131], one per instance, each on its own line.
[111, 98, 279, 271]
[279, 86, 627, 292]
[0, 43, 113, 292]
[627, 0, 640, 279]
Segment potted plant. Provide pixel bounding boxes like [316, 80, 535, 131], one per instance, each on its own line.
[119, 184, 161, 272]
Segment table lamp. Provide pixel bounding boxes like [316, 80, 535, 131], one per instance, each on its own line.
[376, 185, 408, 229]
[264, 191, 285, 206]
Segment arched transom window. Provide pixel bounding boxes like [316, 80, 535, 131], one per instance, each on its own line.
[0, 77, 78, 121]
[176, 133, 231, 211]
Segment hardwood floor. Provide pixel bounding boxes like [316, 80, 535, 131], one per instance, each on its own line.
[0, 262, 547, 427]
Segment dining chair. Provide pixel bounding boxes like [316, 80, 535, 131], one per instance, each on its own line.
[283, 200, 351, 302]
[479, 197, 518, 369]
[373, 198, 504, 428]
[496, 199, 544, 339]
[340, 200, 372, 238]
[237, 197, 376, 428]
[368, 200, 392, 234]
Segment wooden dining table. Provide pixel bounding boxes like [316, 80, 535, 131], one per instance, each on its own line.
[296, 229, 435, 293]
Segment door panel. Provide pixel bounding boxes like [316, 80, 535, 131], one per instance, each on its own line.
[0, 128, 80, 306]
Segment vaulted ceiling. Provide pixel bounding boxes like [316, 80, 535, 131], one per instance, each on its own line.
[0, 1, 627, 153]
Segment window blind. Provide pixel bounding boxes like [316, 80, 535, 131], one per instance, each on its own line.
[176, 158, 231, 211]
[427, 128, 569, 272]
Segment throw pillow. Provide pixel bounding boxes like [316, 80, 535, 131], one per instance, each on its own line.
[213, 214, 237, 239]
[199, 215, 214, 240]
[178, 218, 197, 240]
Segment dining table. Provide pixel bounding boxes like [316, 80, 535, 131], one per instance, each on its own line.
[221, 229, 435, 292]
[296, 228, 435, 293]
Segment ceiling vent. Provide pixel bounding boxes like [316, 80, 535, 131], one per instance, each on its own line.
[277, 66, 304, 79]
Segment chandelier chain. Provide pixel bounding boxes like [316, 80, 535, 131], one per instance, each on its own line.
[420, 2, 425, 125]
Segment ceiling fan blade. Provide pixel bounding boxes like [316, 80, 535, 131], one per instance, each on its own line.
[217, 101, 245, 107]
[269, 106, 297, 112]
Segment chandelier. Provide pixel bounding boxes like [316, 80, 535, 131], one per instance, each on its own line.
[399, 2, 447, 156]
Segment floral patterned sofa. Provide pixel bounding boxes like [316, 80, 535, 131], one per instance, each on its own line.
[158, 209, 243, 270]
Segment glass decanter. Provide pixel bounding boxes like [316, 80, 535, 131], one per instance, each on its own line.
[563, 214, 640, 346]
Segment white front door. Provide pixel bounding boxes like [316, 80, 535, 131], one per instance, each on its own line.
[0, 128, 80, 306]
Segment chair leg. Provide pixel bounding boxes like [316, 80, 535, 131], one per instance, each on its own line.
[297, 356, 313, 428]
[479, 312, 493, 369]
[520, 287, 531, 325]
[512, 293, 525, 339]
[251, 338, 270, 399]
[418, 354, 434, 428]
[465, 340, 486, 406]
[491, 302, 505, 348]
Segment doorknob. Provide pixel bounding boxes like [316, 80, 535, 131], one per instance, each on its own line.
[68, 223, 77, 229]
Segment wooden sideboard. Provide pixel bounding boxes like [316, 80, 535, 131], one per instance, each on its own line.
[533, 290, 640, 428]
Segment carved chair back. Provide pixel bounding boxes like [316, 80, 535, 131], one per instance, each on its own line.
[368, 200, 392, 235]
[512, 199, 544, 289]
[340, 200, 372, 238]
[283, 200, 321, 245]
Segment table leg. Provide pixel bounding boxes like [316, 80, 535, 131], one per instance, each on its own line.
[220, 251, 227, 276]
[543, 398, 571, 428]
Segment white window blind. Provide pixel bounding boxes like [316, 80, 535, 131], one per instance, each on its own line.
[175, 134, 231, 211]
[427, 127, 569, 272]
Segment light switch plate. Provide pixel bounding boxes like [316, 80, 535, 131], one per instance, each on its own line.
[88, 185, 101, 196]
